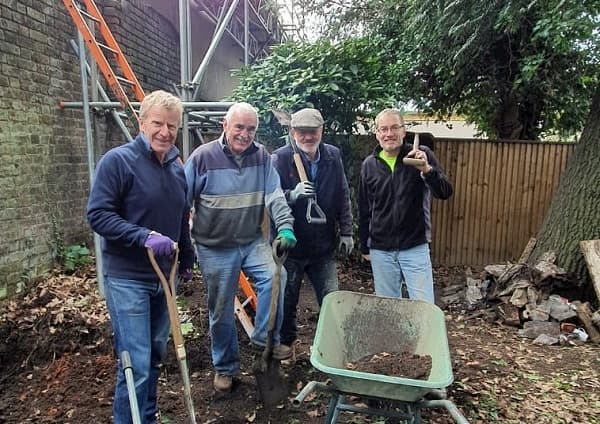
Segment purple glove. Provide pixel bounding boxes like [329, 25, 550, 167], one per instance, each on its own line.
[144, 233, 175, 256]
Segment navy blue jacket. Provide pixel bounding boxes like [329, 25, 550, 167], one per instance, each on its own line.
[358, 144, 452, 253]
[272, 143, 353, 259]
[87, 135, 194, 282]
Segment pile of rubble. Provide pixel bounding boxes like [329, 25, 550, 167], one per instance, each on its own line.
[441, 249, 600, 346]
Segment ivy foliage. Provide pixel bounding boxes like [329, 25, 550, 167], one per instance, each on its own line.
[230, 38, 399, 145]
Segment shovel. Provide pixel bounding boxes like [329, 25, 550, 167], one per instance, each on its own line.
[254, 240, 288, 408]
[147, 246, 197, 424]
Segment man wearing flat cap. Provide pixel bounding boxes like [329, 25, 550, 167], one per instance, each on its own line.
[272, 108, 353, 362]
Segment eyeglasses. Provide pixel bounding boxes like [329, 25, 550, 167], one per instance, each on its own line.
[377, 125, 404, 134]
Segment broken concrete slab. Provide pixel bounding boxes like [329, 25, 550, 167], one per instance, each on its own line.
[518, 321, 560, 339]
[533, 334, 559, 345]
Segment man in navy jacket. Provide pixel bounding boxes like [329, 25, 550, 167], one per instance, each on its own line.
[87, 90, 194, 423]
[272, 108, 353, 359]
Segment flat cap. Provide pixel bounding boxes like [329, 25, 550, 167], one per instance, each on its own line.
[290, 108, 324, 128]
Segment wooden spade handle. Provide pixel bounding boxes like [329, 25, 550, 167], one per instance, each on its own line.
[403, 133, 426, 167]
[293, 153, 309, 182]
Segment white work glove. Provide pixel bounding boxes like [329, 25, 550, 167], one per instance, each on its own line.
[338, 235, 354, 256]
[289, 181, 315, 203]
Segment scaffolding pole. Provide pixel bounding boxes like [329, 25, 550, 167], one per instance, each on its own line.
[59, 101, 233, 109]
[78, 32, 105, 297]
[179, 0, 193, 159]
[191, 0, 241, 100]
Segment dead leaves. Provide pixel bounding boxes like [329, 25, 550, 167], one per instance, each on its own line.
[1, 271, 108, 330]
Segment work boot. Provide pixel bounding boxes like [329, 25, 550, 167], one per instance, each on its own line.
[213, 373, 233, 392]
[281, 343, 297, 367]
[272, 344, 293, 360]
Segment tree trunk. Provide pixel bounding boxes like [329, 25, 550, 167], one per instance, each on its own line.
[493, 93, 524, 139]
[530, 88, 600, 290]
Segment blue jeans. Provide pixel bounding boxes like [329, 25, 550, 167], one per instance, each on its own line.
[369, 243, 435, 303]
[104, 276, 171, 424]
[195, 238, 283, 375]
[280, 253, 338, 345]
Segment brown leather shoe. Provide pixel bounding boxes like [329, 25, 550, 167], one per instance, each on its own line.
[281, 343, 297, 367]
[272, 344, 293, 360]
[213, 373, 233, 392]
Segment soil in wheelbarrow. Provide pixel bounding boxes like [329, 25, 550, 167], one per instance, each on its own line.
[346, 351, 432, 380]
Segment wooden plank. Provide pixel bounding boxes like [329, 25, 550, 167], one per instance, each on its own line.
[580, 239, 600, 303]
[573, 301, 600, 344]
[539, 143, 556, 231]
[520, 143, 535, 247]
[477, 141, 493, 264]
[502, 142, 518, 261]
[490, 141, 505, 263]
[512, 143, 527, 259]
[435, 140, 449, 264]
[518, 237, 537, 264]
[436, 141, 450, 264]
[450, 141, 468, 266]
[512, 142, 529, 260]
[462, 140, 476, 264]
[445, 141, 460, 264]
[460, 140, 473, 265]
[530, 142, 546, 236]
[474, 141, 487, 264]
[440, 140, 455, 264]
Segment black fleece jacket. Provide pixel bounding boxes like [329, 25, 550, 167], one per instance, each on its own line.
[358, 143, 452, 253]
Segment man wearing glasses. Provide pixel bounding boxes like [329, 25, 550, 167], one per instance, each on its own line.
[358, 108, 453, 303]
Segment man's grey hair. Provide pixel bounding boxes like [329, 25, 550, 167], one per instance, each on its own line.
[225, 102, 259, 124]
[139, 90, 183, 127]
[375, 108, 405, 128]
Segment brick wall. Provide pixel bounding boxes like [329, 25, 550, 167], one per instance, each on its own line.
[0, 0, 181, 298]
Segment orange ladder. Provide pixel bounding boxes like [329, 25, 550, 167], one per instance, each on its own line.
[235, 272, 258, 337]
[62, 0, 144, 128]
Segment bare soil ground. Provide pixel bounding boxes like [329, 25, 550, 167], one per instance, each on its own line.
[1, 259, 599, 424]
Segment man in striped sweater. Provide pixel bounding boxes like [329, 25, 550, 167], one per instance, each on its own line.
[184, 102, 296, 393]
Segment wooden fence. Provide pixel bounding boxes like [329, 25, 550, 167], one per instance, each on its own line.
[430, 139, 576, 266]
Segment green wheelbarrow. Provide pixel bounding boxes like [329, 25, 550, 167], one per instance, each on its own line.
[293, 291, 469, 423]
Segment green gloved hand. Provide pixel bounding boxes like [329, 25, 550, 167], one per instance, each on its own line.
[276, 228, 297, 251]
